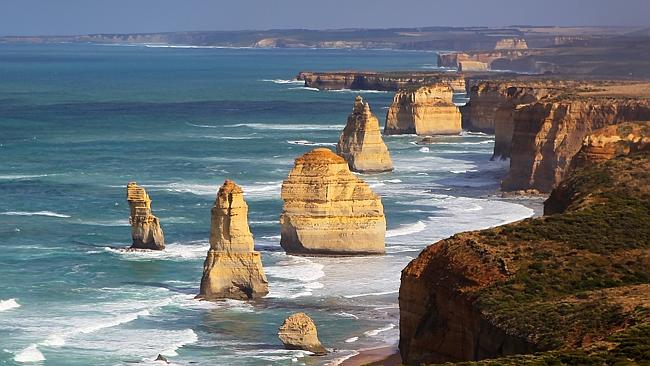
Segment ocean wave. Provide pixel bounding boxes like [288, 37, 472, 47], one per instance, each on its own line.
[335, 312, 359, 319]
[0, 174, 51, 180]
[14, 345, 44, 363]
[386, 221, 426, 238]
[0, 211, 70, 218]
[78, 219, 129, 226]
[287, 140, 337, 147]
[104, 241, 208, 261]
[186, 122, 219, 128]
[419, 147, 430, 152]
[363, 323, 395, 337]
[159, 329, 199, 357]
[287, 86, 320, 91]
[265, 255, 325, 299]
[0, 298, 20, 312]
[261, 79, 304, 85]
[225, 123, 345, 131]
[328, 89, 389, 94]
[345, 337, 359, 343]
[343, 290, 398, 299]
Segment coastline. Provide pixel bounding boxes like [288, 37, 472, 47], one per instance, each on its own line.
[337, 345, 401, 366]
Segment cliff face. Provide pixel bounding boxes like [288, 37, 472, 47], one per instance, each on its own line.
[385, 85, 462, 136]
[400, 152, 650, 364]
[126, 182, 165, 250]
[336, 96, 393, 173]
[463, 80, 561, 136]
[280, 148, 386, 255]
[296, 71, 466, 93]
[199, 180, 268, 300]
[571, 121, 650, 168]
[437, 50, 533, 69]
[502, 98, 650, 192]
[494, 38, 528, 50]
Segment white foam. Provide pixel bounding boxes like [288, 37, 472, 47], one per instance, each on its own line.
[287, 140, 337, 147]
[328, 89, 389, 94]
[0, 299, 20, 312]
[14, 344, 44, 363]
[345, 337, 359, 343]
[386, 221, 426, 238]
[225, 123, 345, 131]
[419, 147, 430, 152]
[343, 291, 398, 299]
[364, 323, 395, 337]
[0, 174, 51, 180]
[159, 329, 199, 357]
[265, 255, 325, 299]
[186, 122, 218, 128]
[105, 241, 208, 261]
[0, 211, 70, 218]
[261, 79, 304, 85]
[335, 312, 359, 319]
[288, 86, 320, 91]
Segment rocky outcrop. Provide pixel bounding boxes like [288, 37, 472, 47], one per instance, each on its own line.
[463, 80, 564, 135]
[336, 96, 393, 173]
[296, 71, 466, 93]
[459, 61, 488, 72]
[278, 313, 327, 355]
[385, 85, 462, 136]
[280, 148, 386, 255]
[494, 38, 528, 50]
[571, 121, 650, 168]
[400, 152, 650, 364]
[127, 182, 165, 250]
[502, 98, 650, 192]
[437, 50, 533, 69]
[199, 180, 269, 300]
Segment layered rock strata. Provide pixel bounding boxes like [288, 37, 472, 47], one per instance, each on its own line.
[385, 85, 462, 136]
[571, 121, 650, 168]
[400, 152, 650, 364]
[336, 96, 393, 173]
[199, 180, 269, 300]
[280, 148, 386, 255]
[502, 98, 650, 192]
[296, 71, 466, 93]
[494, 38, 528, 50]
[278, 313, 327, 355]
[127, 182, 165, 250]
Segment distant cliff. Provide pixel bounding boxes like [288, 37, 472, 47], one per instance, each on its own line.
[400, 151, 650, 364]
[296, 71, 466, 93]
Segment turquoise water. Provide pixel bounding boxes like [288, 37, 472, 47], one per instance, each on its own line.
[0, 44, 533, 365]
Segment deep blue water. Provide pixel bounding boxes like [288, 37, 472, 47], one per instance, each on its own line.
[0, 44, 533, 365]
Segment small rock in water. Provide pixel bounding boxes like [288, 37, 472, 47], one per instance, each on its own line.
[155, 354, 169, 363]
[278, 312, 328, 355]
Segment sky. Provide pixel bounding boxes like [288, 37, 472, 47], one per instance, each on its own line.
[1, 0, 649, 36]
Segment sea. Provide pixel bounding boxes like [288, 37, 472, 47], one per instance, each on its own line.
[0, 44, 534, 365]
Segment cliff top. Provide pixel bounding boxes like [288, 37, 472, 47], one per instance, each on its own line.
[218, 179, 244, 195]
[406, 151, 650, 362]
[294, 148, 347, 165]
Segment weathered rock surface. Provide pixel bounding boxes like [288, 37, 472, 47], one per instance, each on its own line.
[278, 312, 327, 355]
[571, 121, 650, 168]
[199, 180, 269, 300]
[336, 96, 393, 173]
[385, 85, 462, 136]
[280, 148, 386, 255]
[458, 60, 488, 72]
[296, 71, 466, 93]
[502, 98, 650, 192]
[437, 50, 533, 69]
[494, 38, 528, 50]
[127, 182, 165, 250]
[400, 152, 650, 364]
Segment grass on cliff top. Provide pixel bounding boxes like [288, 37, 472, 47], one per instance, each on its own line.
[471, 152, 650, 351]
[442, 322, 650, 365]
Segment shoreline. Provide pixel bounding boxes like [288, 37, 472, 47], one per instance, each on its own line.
[337, 345, 401, 366]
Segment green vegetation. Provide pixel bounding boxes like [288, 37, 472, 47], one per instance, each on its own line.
[466, 152, 649, 360]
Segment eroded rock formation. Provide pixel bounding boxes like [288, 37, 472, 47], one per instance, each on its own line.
[199, 180, 269, 300]
[336, 96, 393, 173]
[385, 85, 462, 136]
[494, 38, 528, 50]
[571, 121, 650, 168]
[278, 312, 327, 355]
[400, 152, 650, 364]
[502, 98, 650, 192]
[296, 71, 466, 93]
[280, 148, 386, 255]
[127, 182, 165, 250]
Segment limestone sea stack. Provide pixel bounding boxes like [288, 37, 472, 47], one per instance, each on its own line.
[127, 182, 165, 250]
[280, 148, 386, 255]
[199, 180, 269, 300]
[278, 313, 327, 355]
[384, 84, 461, 136]
[336, 96, 393, 173]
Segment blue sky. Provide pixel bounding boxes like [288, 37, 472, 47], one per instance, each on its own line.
[1, 0, 649, 36]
